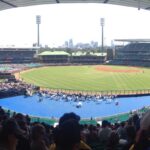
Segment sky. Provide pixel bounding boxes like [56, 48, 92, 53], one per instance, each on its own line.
[0, 3, 150, 47]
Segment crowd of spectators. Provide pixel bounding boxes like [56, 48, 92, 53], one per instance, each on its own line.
[0, 50, 36, 63]
[0, 63, 43, 98]
[112, 43, 150, 67]
[37, 90, 117, 104]
[0, 63, 43, 73]
[0, 80, 38, 98]
[0, 108, 150, 150]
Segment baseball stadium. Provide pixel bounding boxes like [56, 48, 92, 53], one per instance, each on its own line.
[0, 1, 150, 150]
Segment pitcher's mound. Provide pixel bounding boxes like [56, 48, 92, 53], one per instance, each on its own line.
[95, 65, 142, 73]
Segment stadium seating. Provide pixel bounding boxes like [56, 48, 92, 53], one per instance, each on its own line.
[38, 51, 106, 64]
[70, 55, 105, 64]
[112, 43, 150, 67]
[0, 49, 36, 63]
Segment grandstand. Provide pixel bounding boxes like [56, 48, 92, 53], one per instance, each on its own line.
[71, 52, 106, 64]
[0, 47, 37, 63]
[38, 51, 106, 64]
[38, 51, 69, 63]
[111, 39, 150, 67]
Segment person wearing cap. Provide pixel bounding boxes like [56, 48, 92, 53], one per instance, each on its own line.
[0, 119, 24, 150]
[50, 112, 92, 150]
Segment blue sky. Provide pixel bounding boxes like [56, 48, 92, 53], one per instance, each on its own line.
[0, 3, 150, 47]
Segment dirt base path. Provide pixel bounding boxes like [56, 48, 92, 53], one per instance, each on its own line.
[95, 65, 142, 73]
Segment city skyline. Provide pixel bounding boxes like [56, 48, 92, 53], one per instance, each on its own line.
[60, 39, 99, 49]
[0, 3, 150, 47]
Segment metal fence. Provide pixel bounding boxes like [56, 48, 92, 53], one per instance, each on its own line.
[40, 87, 150, 96]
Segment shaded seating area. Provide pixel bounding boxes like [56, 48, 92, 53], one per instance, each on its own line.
[112, 43, 150, 67]
[0, 48, 36, 63]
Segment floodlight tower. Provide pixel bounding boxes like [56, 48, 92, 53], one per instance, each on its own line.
[100, 18, 105, 56]
[36, 15, 41, 47]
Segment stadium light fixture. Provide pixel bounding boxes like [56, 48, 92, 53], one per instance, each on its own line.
[100, 18, 105, 56]
[36, 15, 41, 47]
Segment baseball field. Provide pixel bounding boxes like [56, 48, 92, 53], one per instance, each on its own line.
[20, 65, 150, 92]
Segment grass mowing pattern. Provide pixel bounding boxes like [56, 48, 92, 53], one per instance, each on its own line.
[20, 65, 150, 91]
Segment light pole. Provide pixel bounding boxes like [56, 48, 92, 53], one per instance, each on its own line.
[36, 15, 41, 47]
[100, 18, 105, 56]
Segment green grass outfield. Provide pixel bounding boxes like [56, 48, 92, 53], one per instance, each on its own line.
[20, 65, 150, 92]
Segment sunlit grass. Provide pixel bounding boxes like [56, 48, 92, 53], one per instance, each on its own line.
[20, 65, 150, 91]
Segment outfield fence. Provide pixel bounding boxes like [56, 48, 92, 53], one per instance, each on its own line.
[40, 87, 150, 97]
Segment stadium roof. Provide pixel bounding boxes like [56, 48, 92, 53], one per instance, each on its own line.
[38, 51, 69, 56]
[72, 52, 86, 56]
[114, 39, 150, 42]
[1, 0, 150, 11]
[93, 52, 107, 56]
[38, 51, 107, 56]
[72, 52, 107, 56]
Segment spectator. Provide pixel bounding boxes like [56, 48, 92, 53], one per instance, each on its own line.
[30, 124, 49, 150]
[122, 125, 136, 150]
[55, 119, 81, 150]
[50, 112, 91, 150]
[105, 131, 120, 150]
[117, 122, 127, 139]
[0, 119, 24, 150]
[98, 120, 112, 143]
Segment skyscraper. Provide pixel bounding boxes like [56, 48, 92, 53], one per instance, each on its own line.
[69, 39, 73, 48]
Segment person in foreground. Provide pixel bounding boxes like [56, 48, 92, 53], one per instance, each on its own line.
[0, 119, 24, 150]
[50, 112, 92, 150]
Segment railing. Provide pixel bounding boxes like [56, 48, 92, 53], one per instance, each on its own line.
[40, 87, 150, 97]
[3, 106, 150, 125]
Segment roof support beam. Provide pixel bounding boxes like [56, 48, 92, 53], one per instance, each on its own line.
[56, 0, 60, 3]
[138, 0, 141, 10]
[103, 0, 109, 3]
[0, 0, 17, 8]
[146, 7, 150, 10]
